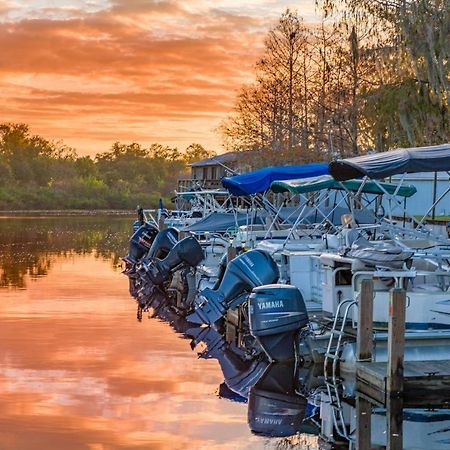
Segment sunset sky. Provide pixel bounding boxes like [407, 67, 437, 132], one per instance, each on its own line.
[0, 0, 317, 156]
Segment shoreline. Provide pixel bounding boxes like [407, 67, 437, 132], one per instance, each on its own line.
[0, 209, 136, 217]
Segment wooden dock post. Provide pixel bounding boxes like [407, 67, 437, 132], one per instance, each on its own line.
[387, 396, 403, 450]
[227, 246, 237, 263]
[387, 288, 406, 396]
[357, 279, 374, 362]
[356, 395, 372, 450]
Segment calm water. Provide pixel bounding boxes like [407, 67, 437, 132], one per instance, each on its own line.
[0, 216, 318, 450]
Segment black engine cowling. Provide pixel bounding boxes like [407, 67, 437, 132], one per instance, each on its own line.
[144, 227, 179, 261]
[249, 284, 308, 362]
[139, 236, 204, 286]
[123, 222, 159, 266]
[187, 249, 280, 325]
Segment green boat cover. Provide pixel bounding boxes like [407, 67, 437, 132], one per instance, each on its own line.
[270, 175, 417, 197]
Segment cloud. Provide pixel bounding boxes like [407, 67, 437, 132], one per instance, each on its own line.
[0, 252, 271, 449]
[0, 0, 317, 154]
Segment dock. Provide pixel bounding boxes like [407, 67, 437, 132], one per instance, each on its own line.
[357, 360, 450, 407]
[352, 280, 450, 449]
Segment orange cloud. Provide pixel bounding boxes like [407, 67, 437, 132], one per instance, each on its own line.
[0, 1, 316, 155]
[0, 253, 256, 449]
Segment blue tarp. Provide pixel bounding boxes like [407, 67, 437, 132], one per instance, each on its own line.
[221, 163, 329, 196]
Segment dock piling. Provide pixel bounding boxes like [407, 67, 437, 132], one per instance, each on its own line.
[227, 246, 237, 263]
[387, 396, 403, 450]
[357, 279, 374, 362]
[387, 288, 406, 396]
[356, 394, 372, 450]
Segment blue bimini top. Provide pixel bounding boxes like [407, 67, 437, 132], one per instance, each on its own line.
[221, 163, 329, 196]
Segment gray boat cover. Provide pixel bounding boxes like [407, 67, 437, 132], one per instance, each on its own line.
[278, 206, 376, 226]
[183, 206, 377, 233]
[330, 144, 450, 181]
[347, 237, 413, 269]
[183, 212, 265, 233]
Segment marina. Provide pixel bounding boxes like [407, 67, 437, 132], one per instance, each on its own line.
[123, 144, 450, 449]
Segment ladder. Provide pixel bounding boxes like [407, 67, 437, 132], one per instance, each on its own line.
[323, 298, 357, 382]
[323, 298, 358, 442]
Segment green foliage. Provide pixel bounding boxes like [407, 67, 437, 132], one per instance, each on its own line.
[183, 143, 216, 164]
[0, 123, 211, 210]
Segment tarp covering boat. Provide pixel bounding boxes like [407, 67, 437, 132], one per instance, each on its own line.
[182, 212, 265, 233]
[222, 163, 329, 196]
[330, 144, 450, 181]
[346, 237, 414, 269]
[270, 175, 417, 197]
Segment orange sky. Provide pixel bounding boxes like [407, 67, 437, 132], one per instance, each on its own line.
[0, 0, 317, 156]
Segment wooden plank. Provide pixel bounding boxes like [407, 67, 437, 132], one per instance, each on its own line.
[356, 364, 386, 392]
[387, 396, 403, 450]
[387, 288, 406, 396]
[357, 279, 374, 362]
[356, 395, 372, 450]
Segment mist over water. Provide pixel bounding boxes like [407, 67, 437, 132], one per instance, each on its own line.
[0, 216, 317, 450]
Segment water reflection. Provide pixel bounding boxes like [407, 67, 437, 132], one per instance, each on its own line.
[127, 251, 450, 450]
[0, 217, 319, 450]
[0, 216, 130, 288]
[133, 285, 321, 445]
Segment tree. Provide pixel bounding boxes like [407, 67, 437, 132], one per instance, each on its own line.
[221, 10, 312, 156]
[183, 144, 215, 164]
[319, 0, 450, 148]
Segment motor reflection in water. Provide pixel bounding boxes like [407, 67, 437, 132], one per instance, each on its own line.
[129, 278, 322, 441]
[124, 219, 450, 449]
[128, 276, 450, 450]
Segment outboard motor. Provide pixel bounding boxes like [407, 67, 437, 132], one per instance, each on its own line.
[123, 222, 159, 267]
[139, 236, 204, 286]
[187, 250, 279, 325]
[193, 327, 269, 398]
[218, 383, 247, 403]
[212, 252, 228, 290]
[248, 362, 307, 437]
[131, 207, 145, 233]
[135, 286, 168, 313]
[134, 227, 180, 303]
[144, 227, 179, 261]
[249, 284, 308, 362]
[131, 220, 141, 233]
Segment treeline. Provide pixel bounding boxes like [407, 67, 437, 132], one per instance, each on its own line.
[220, 1, 450, 160]
[0, 123, 214, 210]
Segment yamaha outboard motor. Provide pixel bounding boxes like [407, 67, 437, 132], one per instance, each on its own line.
[218, 383, 247, 403]
[123, 221, 159, 268]
[212, 252, 228, 290]
[248, 362, 307, 437]
[249, 284, 308, 362]
[139, 236, 204, 286]
[187, 250, 279, 325]
[193, 327, 269, 398]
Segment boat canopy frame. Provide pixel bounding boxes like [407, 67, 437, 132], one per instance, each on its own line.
[330, 146, 450, 247]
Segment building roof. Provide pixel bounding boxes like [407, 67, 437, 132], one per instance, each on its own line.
[190, 151, 240, 167]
